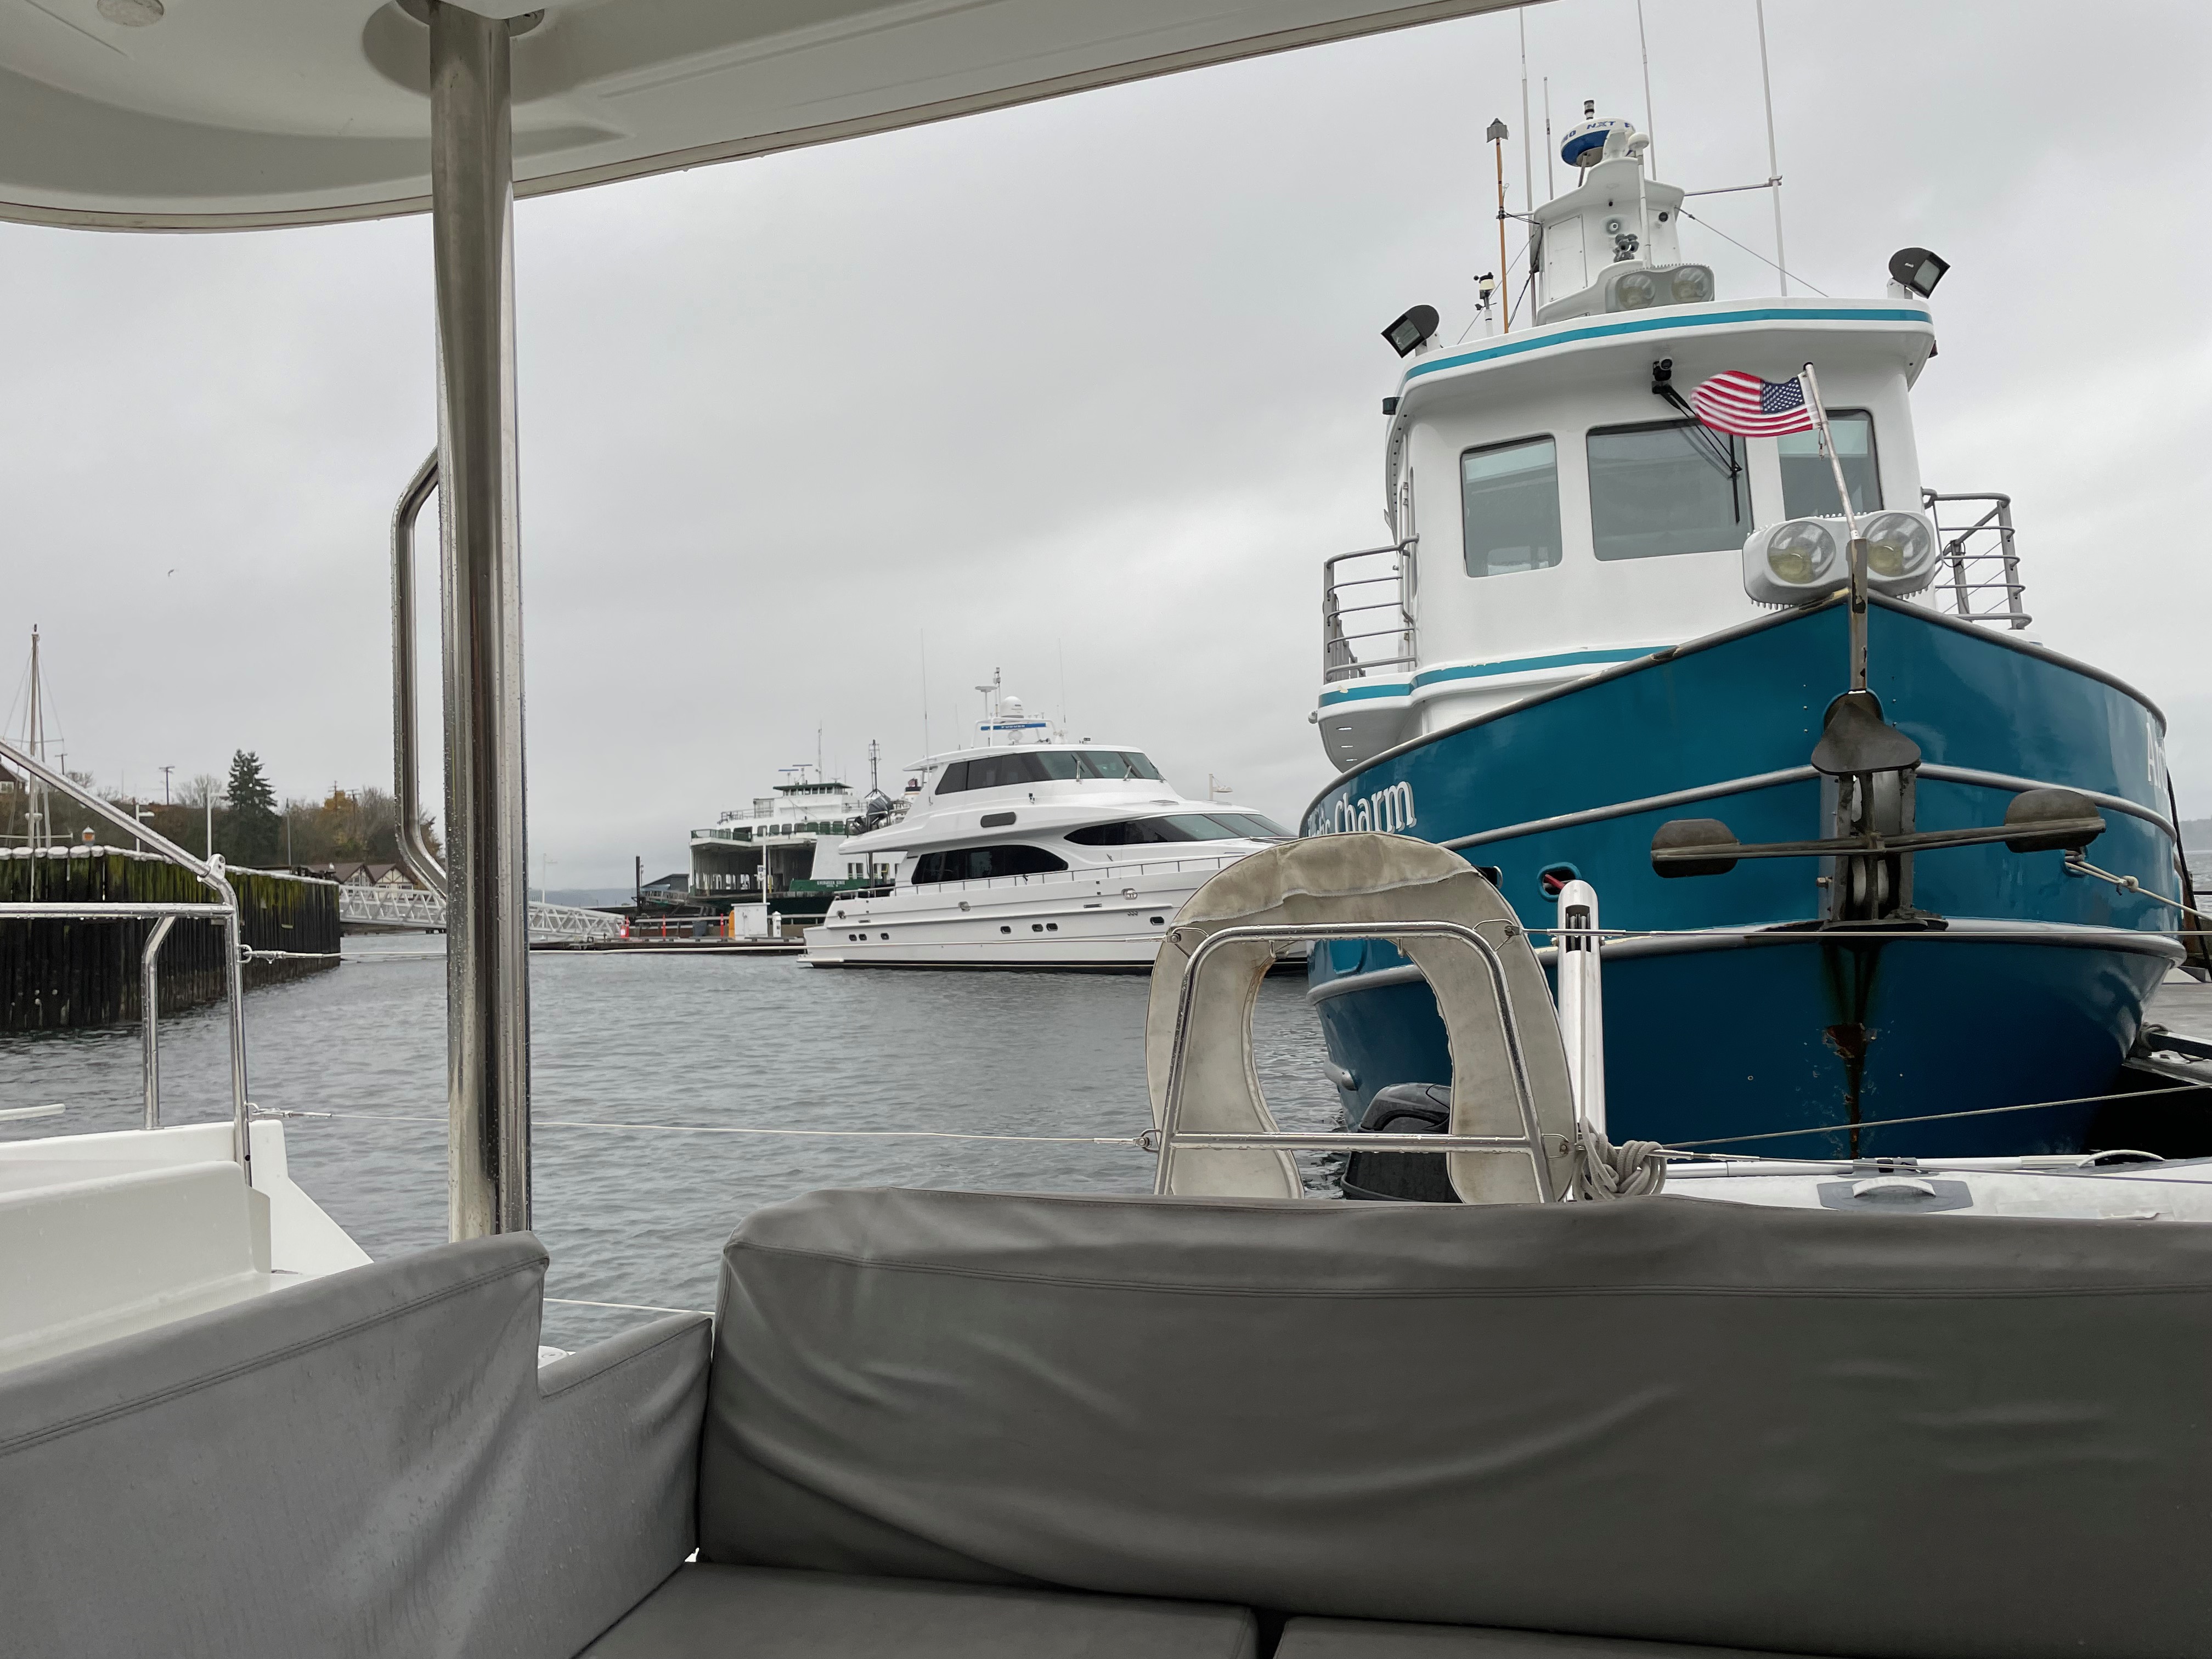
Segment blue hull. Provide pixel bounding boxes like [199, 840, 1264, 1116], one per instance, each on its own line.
[1305, 599, 2184, 1159]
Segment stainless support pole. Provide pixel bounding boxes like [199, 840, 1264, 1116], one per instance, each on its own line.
[140, 915, 176, 1129]
[391, 449, 450, 896]
[204, 856, 253, 1176]
[430, 1, 531, 1239]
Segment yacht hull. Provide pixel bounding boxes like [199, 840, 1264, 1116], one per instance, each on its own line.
[804, 853, 1248, 970]
[1305, 597, 2185, 1159]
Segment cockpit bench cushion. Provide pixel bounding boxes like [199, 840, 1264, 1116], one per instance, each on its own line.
[0, 1232, 711, 1659]
[696, 1185, 2212, 1659]
[1276, 1620, 1819, 1657]
[579, 1561, 1258, 1656]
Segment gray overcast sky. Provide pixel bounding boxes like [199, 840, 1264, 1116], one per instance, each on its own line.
[2, 0, 2206, 885]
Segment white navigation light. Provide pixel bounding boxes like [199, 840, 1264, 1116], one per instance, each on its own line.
[1743, 517, 1842, 605]
[1859, 510, 1938, 595]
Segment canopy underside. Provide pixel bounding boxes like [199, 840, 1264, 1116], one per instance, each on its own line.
[0, 0, 1535, 230]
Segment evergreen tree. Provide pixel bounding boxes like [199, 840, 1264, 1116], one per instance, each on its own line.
[224, 750, 281, 868]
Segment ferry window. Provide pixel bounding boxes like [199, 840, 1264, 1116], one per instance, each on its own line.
[1460, 437, 1562, 578]
[1586, 420, 1747, 561]
[1779, 411, 1881, 518]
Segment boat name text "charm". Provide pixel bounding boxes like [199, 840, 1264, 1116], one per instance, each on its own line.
[1321, 781, 1417, 836]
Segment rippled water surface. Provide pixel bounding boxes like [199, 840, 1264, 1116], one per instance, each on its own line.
[0, 937, 1341, 1350]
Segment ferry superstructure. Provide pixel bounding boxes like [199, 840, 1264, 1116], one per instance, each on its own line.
[1305, 112, 2193, 1159]
[687, 765, 893, 923]
[806, 690, 1288, 968]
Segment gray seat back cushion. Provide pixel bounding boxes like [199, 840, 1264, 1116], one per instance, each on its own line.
[582, 1562, 1257, 1656]
[698, 1186, 2212, 1659]
[1276, 1618, 1814, 1656]
[0, 1233, 710, 1659]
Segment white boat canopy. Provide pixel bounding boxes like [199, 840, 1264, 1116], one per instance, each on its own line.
[0, 0, 1534, 230]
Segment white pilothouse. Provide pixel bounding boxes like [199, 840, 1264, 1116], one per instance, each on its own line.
[805, 687, 1288, 969]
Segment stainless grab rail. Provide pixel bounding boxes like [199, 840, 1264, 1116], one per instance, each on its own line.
[1152, 919, 1555, 1201]
[0, 737, 253, 1178]
[140, 915, 176, 1128]
[391, 449, 449, 896]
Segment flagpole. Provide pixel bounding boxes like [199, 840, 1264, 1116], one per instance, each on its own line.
[1798, 361, 1867, 691]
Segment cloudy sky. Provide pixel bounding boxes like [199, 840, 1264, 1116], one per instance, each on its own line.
[2, 0, 2205, 887]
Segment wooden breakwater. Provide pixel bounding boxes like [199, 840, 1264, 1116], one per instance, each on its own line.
[0, 847, 340, 1032]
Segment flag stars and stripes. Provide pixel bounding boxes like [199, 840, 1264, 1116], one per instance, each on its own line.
[1689, 370, 1819, 437]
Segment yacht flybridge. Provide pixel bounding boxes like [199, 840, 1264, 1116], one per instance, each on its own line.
[807, 688, 1288, 969]
[6, 8, 2212, 1659]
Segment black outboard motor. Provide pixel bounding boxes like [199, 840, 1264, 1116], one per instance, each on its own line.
[1340, 1082, 1456, 1204]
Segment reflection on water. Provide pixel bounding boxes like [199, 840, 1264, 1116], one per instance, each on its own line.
[0, 936, 1341, 1350]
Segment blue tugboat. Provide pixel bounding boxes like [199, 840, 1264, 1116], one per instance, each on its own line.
[1305, 112, 2193, 1161]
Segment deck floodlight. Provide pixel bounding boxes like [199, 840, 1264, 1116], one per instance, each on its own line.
[1669, 265, 1714, 304]
[1605, 263, 1709, 313]
[1888, 247, 1950, 298]
[1859, 509, 1938, 597]
[1381, 304, 1440, 358]
[1742, 517, 1842, 605]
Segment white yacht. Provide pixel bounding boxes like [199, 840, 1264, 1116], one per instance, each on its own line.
[805, 691, 1289, 969]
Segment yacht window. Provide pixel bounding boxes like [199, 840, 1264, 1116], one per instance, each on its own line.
[1460, 436, 1562, 577]
[1071, 750, 1166, 782]
[1067, 814, 1247, 847]
[1206, 812, 1294, 840]
[1779, 410, 1881, 518]
[935, 749, 1166, 793]
[911, 845, 1070, 883]
[1586, 420, 1748, 562]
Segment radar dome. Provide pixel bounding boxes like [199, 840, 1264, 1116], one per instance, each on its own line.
[1561, 105, 1634, 170]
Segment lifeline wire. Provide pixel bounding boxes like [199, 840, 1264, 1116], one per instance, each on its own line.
[546, 1295, 711, 1317]
[275, 1107, 1149, 1148]
[1673, 204, 1829, 296]
[1664, 1082, 2209, 1151]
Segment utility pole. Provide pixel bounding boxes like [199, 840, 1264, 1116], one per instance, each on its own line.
[160, 764, 174, 805]
[634, 854, 642, 904]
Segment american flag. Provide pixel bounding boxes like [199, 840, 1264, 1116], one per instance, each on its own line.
[1688, 370, 1817, 437]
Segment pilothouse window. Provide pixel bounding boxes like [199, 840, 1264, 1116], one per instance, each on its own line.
[934, 750, 1163, 793]
[1586, 420, 1748, 562]
[1779, 411, 1881, 519]
[1460, 437, 1563, 578]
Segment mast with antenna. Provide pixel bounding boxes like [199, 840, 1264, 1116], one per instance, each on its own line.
[1755, 0, 1788, 295]
[1635, 0, 1657, 179]
[1542, 78, 1555, 201]
[1517, 15, 1534, 239]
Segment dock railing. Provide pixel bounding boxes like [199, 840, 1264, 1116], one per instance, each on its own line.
[1922, 490, 2029, 631]
[0, 737, 252, 1177]
[1322, 539, 1418, 684]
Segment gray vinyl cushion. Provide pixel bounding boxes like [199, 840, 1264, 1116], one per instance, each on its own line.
[580, 1562, 1258, 1656]
[697, 1186, 2212, 1659]
[1277, 1620, 1812, 1657]
[0, 1233, 710, 1659]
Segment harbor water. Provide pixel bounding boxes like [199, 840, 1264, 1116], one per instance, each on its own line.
[0, 937, 1342, 1350]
